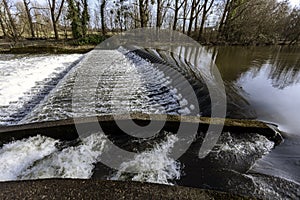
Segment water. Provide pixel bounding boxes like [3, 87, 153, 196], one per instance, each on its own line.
[19, 49, 195, 124]
[0, 50, 196, 186]
[0, 46, 299, 198]
[0, 54, 83, 125]
[212, 46, 300, 184]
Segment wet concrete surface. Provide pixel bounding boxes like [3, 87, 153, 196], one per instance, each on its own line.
[0, 179, 251, 200]
[0, 114, 281, 146]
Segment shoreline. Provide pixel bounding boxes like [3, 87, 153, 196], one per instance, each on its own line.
[0, 38, 298, 54]
[1, 45, 95, 54]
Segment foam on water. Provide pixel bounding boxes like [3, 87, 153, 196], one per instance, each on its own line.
[110, 134, 181, 185]
[0, 133, 106, 181]
[19, 133, 106, 180]
[0, 54, 83, 125]
[220, 132, 274, 156]
[0, 132, 182, 185]
[0, 54, 82, 106]
[124, 51, 192, 115]
[0, 135, 58, 181]
[21, 50, 192, 124]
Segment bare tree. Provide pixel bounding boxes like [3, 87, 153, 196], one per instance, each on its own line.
[139, 0, 149, 27]
[2, 0, 18, 40]
[0, 4, 7, 37]
[47, 0, 65, 39]
[182, 0, 189, 33]
[23, 0, 35, 38]
[198, 0, 214, 41]
[100, 0, 106, 35]
[282, 7, 300, 45]
[187, 0, 202, 36]
[157, 0, 171, 28]
[156, 0, 162, 27]
[172, 0, 184, 30]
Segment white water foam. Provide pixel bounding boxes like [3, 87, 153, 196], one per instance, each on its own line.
[0, 54, 82, 125]
[110, 134, 181, 185]
[22, 50, 192, 124]
[19, 133, 107, 180]
[0, 133, 106, 181]
[220, 132, 274, 156]
[124, 50, 192, 115]
[0, 54, 82, 106]
[0, 132, 181, 185]
[0, 135, 58, 181]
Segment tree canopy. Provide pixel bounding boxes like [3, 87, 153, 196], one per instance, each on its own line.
[0, 0, 299, 45]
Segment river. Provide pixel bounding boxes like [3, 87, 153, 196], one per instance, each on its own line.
[0, 46, 299, 199]
[212, 46, 300, 184]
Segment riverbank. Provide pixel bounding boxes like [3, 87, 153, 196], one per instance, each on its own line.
[0, 38, 97, 54]
[0, 37, 298, 54]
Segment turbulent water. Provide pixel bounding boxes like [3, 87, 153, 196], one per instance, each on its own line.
[0, 50, 196, 185]
[0, 131, 181, 185]
[0, 46, 299, 199]
[0, 54, 83, 125]
[19, 49, 195, 124]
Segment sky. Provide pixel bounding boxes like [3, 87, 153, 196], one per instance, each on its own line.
[286, 0, 299, 7]
[291, 0, 299, 6]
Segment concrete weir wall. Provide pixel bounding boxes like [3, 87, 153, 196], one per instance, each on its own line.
[0, 114, 281, 146]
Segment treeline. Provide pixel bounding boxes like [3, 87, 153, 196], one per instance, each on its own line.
[0, 0, 299, 45]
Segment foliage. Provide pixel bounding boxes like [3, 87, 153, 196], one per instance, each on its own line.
[0, 0, 299, 45]
[81, 0, 90, 37]
[72, 34, 108, 45]
[67, 0, 82, 39]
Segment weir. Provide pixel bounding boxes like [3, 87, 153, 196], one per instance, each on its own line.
[0, 114, 281, 146]
[0, 47, 293, 199]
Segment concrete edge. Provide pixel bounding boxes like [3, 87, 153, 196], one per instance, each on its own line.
[0, 179, 253, 200]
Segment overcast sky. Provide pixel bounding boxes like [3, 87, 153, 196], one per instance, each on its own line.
[284, 0, 299, 7]
[290, 0, 298, 6]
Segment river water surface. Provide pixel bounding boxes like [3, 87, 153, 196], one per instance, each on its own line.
[212, 46, 300, 184]
[0, 46, 299, 198]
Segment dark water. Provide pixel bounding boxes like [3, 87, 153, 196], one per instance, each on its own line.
[211, 46, 300, 184]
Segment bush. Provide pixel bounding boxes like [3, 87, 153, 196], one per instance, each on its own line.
[72, 34, 109, 45]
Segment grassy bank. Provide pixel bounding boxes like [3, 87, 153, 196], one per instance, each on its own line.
[0, 34, 298, 54]
[0, 35, 108, 54]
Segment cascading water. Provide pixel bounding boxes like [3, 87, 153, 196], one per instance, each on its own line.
[0, 46, 298, 199]
[0, 54, 83, 126]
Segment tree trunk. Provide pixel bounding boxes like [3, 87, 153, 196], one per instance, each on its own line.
[182, 0, 188, 33]
[198, 0, 214, 41]
[156, 0, 162, 28]
[0, 9, 7, 37]
[194, 11, 198, 31]
[173, 0, 184, 31]
[187, 0, 196, 36]
[100, 0, 106, 35]
[139, 0, 148, 27]
[2, 0, 18, 40]
[23, 0, 35, 38]
[218, 0, 231, 39]
[81, 0, 89, 37]
[172, 0, 179, 30]
[48, 0, 65, 40]
[51, 9, 59, 39]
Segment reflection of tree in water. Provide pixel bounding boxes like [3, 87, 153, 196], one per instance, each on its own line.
[213, 46, 270, 82]
[214, 46, 300, 90]
[267, 49, 300, 89]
